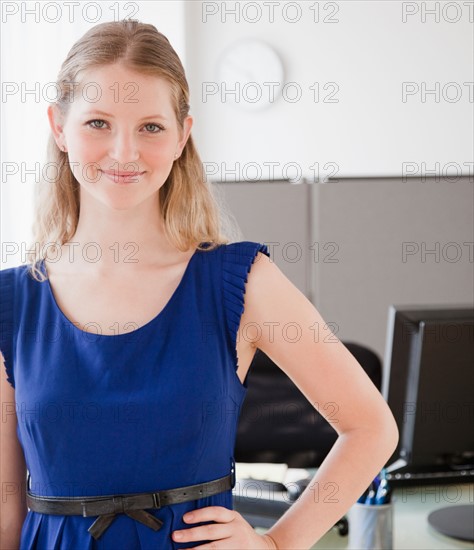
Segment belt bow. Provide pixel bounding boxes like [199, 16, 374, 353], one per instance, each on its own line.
[81, 493, 163, 539]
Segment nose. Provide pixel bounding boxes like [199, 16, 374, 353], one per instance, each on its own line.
[108, 129, 140, 167]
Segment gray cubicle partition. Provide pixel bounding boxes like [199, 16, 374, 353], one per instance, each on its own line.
[313, 176, 473, 364]
[212, 177, 474, 370]
[213, 180, 314, 302]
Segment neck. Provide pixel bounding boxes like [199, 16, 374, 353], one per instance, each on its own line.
[61, 193, 178, 270]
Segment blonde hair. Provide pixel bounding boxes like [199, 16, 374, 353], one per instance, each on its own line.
[27, 19, 240, 282]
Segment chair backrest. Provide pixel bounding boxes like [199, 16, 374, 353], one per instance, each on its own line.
[234, 341, 382, 468]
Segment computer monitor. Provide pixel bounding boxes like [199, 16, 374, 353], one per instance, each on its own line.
[382, 304, 474, 486]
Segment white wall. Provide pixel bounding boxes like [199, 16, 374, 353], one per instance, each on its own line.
[180, 0, 473, 361]
[1, 1, 185, 267]
[184, 0, 473, 182]
[2, 0, 472, 268]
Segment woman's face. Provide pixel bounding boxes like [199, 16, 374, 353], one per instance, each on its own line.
[48, 62, 192, 211]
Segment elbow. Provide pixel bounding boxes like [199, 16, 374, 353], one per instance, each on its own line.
[382, 405, 400, 451]
[346, 408, 400, 457]
[383, 419, 400, 458]
[373, 411, 400, 459]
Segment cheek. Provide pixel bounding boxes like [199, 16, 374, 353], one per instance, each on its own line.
[74, 136, 105, 157]
[70, 145, 101, 183]
[143, 144, 174, 165]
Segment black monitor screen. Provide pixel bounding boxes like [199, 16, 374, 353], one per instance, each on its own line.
[382, 305, 474, 484]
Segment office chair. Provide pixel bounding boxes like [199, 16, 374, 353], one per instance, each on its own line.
[232, 341, 383, 536]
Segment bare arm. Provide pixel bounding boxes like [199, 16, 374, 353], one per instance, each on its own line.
[0, 353, 27, 550]
[244, 253, 399, 550]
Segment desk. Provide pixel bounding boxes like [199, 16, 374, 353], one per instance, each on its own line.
[253, 482, 474, 549]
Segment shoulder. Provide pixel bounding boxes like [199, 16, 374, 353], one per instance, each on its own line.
[0, 263, 32, 275]
[0, 264, 23, 286]
[0, 264, 31, 322]
[0, 265, 29, 391]
[220, 240, 271, 264]
[220, 240, 281, 313]
[0, 263, 35, 286]
[240, 244, 317, 347]
[219, 240, 274, 289]
[0, 264, 41, 310]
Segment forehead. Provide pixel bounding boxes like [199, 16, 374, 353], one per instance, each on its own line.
[72, 63, 174, 115]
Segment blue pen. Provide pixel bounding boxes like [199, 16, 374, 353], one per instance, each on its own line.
[357, 473, 383, 504]
[373, 473, 381, 493]
[375, 468, 392, 504]
[364, 481, 377, 505]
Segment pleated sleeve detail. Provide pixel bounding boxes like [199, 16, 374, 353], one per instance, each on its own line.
[0, 268, 15, 389]
[222, 241, 271, 363]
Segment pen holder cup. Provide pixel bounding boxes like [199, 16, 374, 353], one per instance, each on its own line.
[348, 502, 393, 550]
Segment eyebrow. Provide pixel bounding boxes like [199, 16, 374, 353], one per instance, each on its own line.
[84, 110, 169, 121]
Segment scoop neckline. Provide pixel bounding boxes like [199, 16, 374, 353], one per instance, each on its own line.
[40, 247, 201, 340]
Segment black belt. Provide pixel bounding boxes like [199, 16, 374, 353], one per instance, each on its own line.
[26, 469, 235, 540]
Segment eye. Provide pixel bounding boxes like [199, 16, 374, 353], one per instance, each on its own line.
[86, 119, 107, 129]
[143, 123, 165, 134]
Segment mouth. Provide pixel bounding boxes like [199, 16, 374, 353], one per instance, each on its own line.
[100, 170, 145, 184]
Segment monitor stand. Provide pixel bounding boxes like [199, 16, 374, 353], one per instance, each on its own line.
[428, 504, 474, 542]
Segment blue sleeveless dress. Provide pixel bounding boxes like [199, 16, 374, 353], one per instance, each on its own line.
[0, 240, 270, 549]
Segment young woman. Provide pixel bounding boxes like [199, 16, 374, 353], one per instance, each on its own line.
[0, 19, 398, 550]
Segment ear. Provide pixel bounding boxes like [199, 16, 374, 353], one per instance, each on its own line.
[47, 104, 67, 150]
[177, 115, 193, 154]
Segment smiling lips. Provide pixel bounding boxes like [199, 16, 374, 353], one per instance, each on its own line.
[100, 169, 145, 184]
